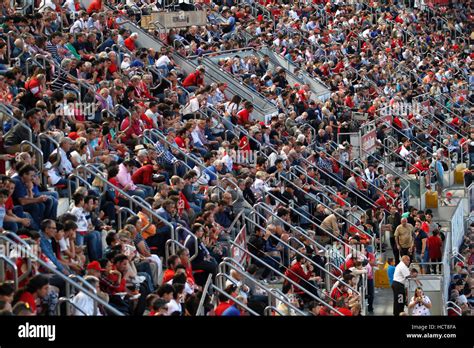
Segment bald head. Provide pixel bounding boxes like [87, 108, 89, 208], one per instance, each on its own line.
[401, 255, 410, 266]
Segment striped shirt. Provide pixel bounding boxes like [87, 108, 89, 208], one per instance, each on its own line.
[45, 41, 61, 63]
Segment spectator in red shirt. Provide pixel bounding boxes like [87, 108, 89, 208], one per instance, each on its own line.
[104, 254, 129, 296]
[2, 178, 32, 232]
[131, 164, 158, 187]
[162, 255, 180, 284]
[177, 248, 196, 287]
[330, 282, 350, 302]
[120, 107, 142, 146]
[124, 33, 138, 52]
[237, 101, 254, 126]
[427, 229, 443, 274]
[214, 284, 239, 316]
[87, 0, 102, 14]
[283, 254, 320, 297]
[335, 189, 349, 208]
[182, 66, 205, 92]
[14, 274, 50, 315]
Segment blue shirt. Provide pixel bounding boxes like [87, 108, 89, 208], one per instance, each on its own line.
[12, 178, 28, 205]
[222, 305, 240, 316]
[387, 265, 395, 286]
[435, 160, 444, 178]
[203, 165, 218, 183]
[227, 16, 236, 32]
[39, 231, 65, 272]
[0, 205, 5, 228]
[130, 59, 145, 68]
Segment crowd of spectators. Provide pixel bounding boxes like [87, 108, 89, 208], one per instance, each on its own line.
[0, 0, 471, 316]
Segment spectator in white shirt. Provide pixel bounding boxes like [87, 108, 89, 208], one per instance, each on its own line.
[408, 287, 432, 316]
[69, 11, 88, 33]
[72, 276, 103, 316]
[51, 137, 75, 176]
[144, 101, 162, 129]
[392, 255, 411, 316]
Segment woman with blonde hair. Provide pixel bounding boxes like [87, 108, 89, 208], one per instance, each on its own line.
[408, 287, 432, 316]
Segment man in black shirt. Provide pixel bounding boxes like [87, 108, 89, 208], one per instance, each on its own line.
[387, 205, 402, 264]
[413, 221, 428, 274]
[247, 228, 281, 280]
[72, 33, 88, 58]
[406, 206, 418, 226]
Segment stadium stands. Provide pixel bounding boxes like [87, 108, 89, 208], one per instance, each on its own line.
[0, 0, 472, 317]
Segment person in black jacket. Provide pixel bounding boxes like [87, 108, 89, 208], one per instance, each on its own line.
[184, 223, 218, 286]
[247, 228, 281, 281]
[387, 205, 402, 265]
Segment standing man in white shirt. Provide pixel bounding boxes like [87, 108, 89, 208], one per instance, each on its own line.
[391, 255, 422, 316]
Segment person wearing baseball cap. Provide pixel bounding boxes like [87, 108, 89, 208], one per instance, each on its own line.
[86, 260, 105, 278]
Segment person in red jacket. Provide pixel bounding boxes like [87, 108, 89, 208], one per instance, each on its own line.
[124, 33, 138, 52]
[87, 0, 102, 14]
[427, 229, 443, 274]
[283, 254, 320, 296]
[330, 281, 350, 302]
[120, 108, 142, 146]
[236, 101, 254, 126]
[14, 274, 50, 315]
[131, 163, 160, 187]
[182, 66, 205, 92]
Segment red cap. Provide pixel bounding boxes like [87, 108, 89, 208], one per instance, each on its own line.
[68, 132, 79, 141]
[87, 261, 105, 272]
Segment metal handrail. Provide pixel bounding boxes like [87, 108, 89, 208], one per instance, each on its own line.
[164, 239, 186, 263]
[20, 140, 44, 172]
[0, 104, 33, 144]
[228, 239, 344, 315]
[256, 188, 370, 262]
[0, 255, 18, 290]
[67, 273, 98, 316]
[445, 300, 462, 316]
[264, 305, 285, 316]
[178, 226, 199, 262]
[117, 206, 138, 230]
[6, 236, 123, 315]
[77, 164, 176, 240]
[298, 155, 379, 210]
[216, 261, 306, 315]
[209, 284, 260, 316]
[243, 212, 361, 297]
[67, 173, 94, 202]
[0, 232, 34, 286]
[115, 104, 133, 139]
[57, 297, 88, 316]
[290, 166, 365, 218]
[281, 173, 375, 244]
[196, 273, 213, 316]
